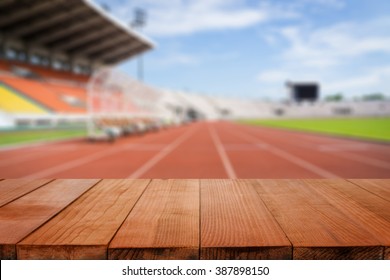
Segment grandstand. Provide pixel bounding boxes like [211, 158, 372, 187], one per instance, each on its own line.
[0, 0, 155, 136]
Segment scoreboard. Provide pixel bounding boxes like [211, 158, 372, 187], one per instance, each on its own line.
[286, 82, 319, 102]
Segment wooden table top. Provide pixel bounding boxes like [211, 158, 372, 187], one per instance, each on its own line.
[0, 179, 389, 260]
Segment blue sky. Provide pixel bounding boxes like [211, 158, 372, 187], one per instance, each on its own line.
[94, 0, 390, 100]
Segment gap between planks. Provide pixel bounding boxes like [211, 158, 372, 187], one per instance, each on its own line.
[0, 179, 99, 259]
[17, 179, 150, 260]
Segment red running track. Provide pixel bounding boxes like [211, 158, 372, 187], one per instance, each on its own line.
[0, 121, 389, 179]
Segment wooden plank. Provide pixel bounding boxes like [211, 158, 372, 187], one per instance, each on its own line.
[200, 179, 291, 260]
[252, 179, 388, 260]
[324, 179, 390, 260]
[109, 179, 199, 260]
[0, 179, 99, 259]
[349, 179, 390, 202]
[17, 179, 149, 260]
[0, 179, 52, 207]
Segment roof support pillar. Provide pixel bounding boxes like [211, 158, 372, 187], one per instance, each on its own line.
[0, 34, 5, 59]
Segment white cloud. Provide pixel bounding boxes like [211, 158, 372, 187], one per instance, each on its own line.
[148, 9, 264, 36]
[105, 0, 268, 37]
[324, 66, 390, 94]
[96, 0, 349, 37]
[257, 65, 390, 98]
[278, 21, 390, 68]
[257, 17, 390, 97]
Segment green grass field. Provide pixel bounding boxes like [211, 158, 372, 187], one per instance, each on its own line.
[240, 117, 390, 142]
[0, 128, 86, 147]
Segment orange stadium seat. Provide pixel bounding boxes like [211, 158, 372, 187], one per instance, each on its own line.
[0, 76, 86, 114]
[0, 61, 10, 71]
[34, 66, 89, 83]
[46, 83, 87, 102]
[0, 60, 89, 83]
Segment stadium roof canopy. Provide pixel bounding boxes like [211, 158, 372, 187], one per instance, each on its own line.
[0, 0, 155, 65]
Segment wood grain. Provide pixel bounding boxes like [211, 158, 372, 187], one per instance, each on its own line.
[17, 179, 149, 260]
[321, 179, 390, 260]
[1, 179, 388, 260]
[0, 179, 98, 259]
[349, 179, 390, 202]
[109, 179, 199, 260]
[252, 179, 388, 259]
[200, 179, 291, 260]
[323, 179, 390, 231]
[294, 246, 383, 260]
[0, 179, 52, 207]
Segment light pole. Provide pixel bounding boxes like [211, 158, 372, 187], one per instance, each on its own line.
[131, 8, 146, 82]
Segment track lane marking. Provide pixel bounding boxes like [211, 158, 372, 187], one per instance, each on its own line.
[127, 124, 200, 179]
[0, 145, 83, 168]
[0, 152, 51, 168]
[334, 152, 390, 170]
[240, 123, 390, 171]
[24, 146, 127, 179]
[21, 126, 195, 179]
[0, 137, 83, 151]
[0, 144, 163, 170]
[209, 124, 237, 179]
[227, 123, 339, 178]
[244, 123, 390, 156]
[223, 143, 269, 151]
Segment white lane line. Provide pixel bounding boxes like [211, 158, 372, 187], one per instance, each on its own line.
[335, 152, 390, 170]
[229, 125, 339, 178]
[24, 146, 126, 179]
[209, 125, 237, 179]
[0, 152, 46, 168]
[318, 143, 370, 152]
[223, 143, 269, 151]
[123, 144, 167, 151]
[242, 123, 390, 165]
[0, 137, 83, 151]
[0, 145, 81, 168]
[267, 147, 339, 178]
[127, 125, 199, 179]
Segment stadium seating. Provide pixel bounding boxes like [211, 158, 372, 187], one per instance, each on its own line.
[0, 76, 86, 114]
[46, 83, 87, 108]
[0, 62, 9, 71]
[0, 83, 48, 114]
[0, 60, 89, 84]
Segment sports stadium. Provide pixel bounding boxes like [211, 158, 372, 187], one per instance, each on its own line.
[1, 0, 390, 263]
[0, 0, 389, 180]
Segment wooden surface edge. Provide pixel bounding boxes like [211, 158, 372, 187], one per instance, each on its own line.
[200, 246, 292, 260]
[16, 244, 108, 260]
[108, 247, 199, 260]
[293, 246, 384, 260]
[385, 247, 390, 260]
[0, 244, 16, 260]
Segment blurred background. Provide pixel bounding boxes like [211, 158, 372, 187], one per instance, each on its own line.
[0, 0, 389, 179]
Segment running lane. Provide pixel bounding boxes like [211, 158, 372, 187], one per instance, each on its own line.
[0, 123, 200, 178]
[222, 121, 390, 178]
[213, 122, 326, 178]
[137, 122, 228, 178]
[1, 121, 389, 179]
